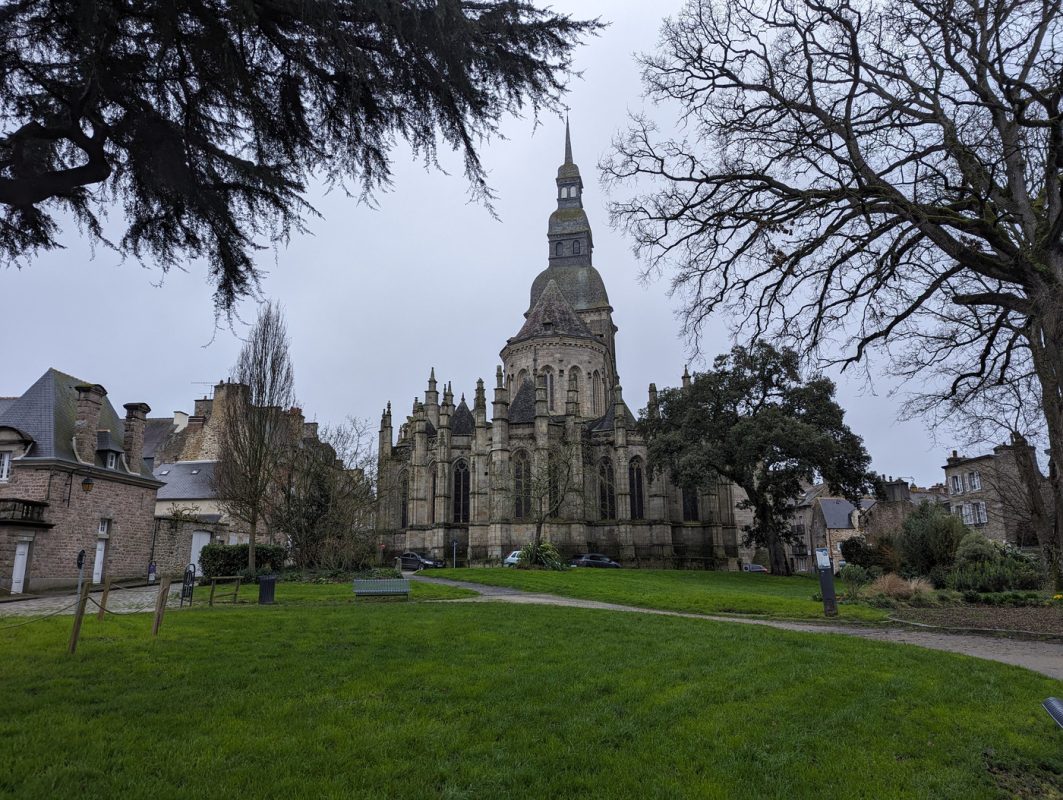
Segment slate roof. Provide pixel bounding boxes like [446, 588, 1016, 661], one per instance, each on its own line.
[508, 380, 537, 424]
[155, 461, 217, 500]
[512, 279, 595, 344]
[529, 264, 610, 313]
[0, 368, 155, 478]
[587, 400, 636, 433]
[451, 400, 474, 435]
[143, 418, 176, 461]
[818, 498, 857, 529]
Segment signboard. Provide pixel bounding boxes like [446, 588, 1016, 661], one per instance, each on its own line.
[180, 564, 196, 607]
[815, 547, 832, 571]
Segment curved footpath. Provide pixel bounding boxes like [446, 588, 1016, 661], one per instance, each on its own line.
[409, 573, 1063, 681]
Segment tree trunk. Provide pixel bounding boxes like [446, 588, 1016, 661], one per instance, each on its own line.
[248, 516, 257, 574]
[1027, 302, 1063, 590]
[765, 529, 791, 575]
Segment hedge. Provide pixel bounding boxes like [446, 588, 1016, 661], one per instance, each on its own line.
[199, 544, 287, 578]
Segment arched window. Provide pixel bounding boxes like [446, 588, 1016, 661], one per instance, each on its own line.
[598, 457, 616, 520]
[573, 240, 581, 255]
[682, 486, 699, 522]
[591, 371, 603, 415]
[514, 451, 531, 520]
[428, 464, 437, 524]
[555, 242, 563, 257]
[629, 458, 645, 521]
[568, 366, 582, 415]
[543, 366, 555, 411]
[453, 459, 470, 524]
[517, 369, 529, 388]
[399, 471, 409, 529]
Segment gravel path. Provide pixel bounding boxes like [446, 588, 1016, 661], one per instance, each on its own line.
[410, 573, 1063, 681]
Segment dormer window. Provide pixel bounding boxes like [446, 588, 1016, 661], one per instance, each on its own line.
[106, 452, 117, 470]
[0, 451, 11, 482]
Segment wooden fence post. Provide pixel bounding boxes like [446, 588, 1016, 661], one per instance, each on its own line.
[152, 577, 172, 638]
[96, 578, 112, 621]
[68, 580, 92, 655]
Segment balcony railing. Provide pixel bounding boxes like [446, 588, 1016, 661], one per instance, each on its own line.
[0, 499, 50, 524]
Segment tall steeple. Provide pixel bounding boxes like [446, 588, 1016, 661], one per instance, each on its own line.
[549, 120, 591, 268]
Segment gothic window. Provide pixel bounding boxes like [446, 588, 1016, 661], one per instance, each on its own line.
[514, 451, 531, 521]
[628, 457, 645, 521]
[547, 450, 561, 517]
[555, 242, 563, 257]
[453, 459, 470, 524]
[399, 470, 409, 529]
[591, 371, 603, 415]
[682, 486, 699, 522]
[573, 240, 581, 255]
[598, 457, 616, 520]
[429, 464, 437, 524]
[543, 367, 555, 411]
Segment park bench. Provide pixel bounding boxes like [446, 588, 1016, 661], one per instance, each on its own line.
[353, 578, 410, 600]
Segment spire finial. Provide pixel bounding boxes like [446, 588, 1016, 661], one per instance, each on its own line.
[564, 114, 573, 165]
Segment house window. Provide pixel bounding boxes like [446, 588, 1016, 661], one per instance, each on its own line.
[682, 487, 699, 522]
[514, 451, 531, 521]
[973, 501, 987, 525]
[967, 471, 981, 491]
[950, 475, 962, 494]
[960, 503, 974, 525]
[598, 458, 616, 520]
[0, 451, 11, 481]
[628, 458, 645, 521]
[98, 518, 111, 536]
[106, 452, 117, 469]
[453, 460, 470, 524]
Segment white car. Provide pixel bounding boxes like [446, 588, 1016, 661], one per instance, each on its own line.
[503, 550, 522, 567]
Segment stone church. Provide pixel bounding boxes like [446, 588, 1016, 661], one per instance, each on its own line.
[377, 126, 742, 567]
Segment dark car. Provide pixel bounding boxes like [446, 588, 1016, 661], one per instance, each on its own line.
[742, 564, 769, 573]
[399, 551, 444, 571]
[569, 553, 621, 568]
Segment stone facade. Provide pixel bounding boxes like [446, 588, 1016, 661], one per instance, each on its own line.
[944, 442, 1046, 545]
[377, 127, 742, 567]
[0, 370, 163, 592]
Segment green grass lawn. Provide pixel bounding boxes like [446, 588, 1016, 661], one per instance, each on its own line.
[430, 567, 888, 621]
[1, 601, 1060, 798]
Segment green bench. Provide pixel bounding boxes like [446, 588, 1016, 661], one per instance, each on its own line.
[353, 578, 410, 600]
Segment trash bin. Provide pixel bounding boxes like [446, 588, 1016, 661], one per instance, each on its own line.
[258, 574, 277, 605]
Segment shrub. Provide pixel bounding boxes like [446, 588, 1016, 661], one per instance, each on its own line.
[954, 532, 999, 566]
[199, 544, 287, 578]
[840, 535, 900, 573]
[898, 502, 967, 577]
[868, 574, 933, 601]
[839, 564, 870, 599]
[946, 559, 1044, 593]
[517, 541, 567, 571]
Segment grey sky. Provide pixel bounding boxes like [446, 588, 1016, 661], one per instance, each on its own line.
[2, 0, 962, 487]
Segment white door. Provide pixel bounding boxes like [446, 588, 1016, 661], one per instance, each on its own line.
[92, 539, 106, 583]
[11, 542, 29, 594]
[190, 531, 212, 573]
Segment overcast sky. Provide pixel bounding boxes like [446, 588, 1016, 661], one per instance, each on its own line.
[3, 0, 972, 488]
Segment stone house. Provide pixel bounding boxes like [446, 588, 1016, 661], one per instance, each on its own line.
[943, 442, 1046, 545]
[149, 382, 327, 562]
[806, 495, 876, 569]
[859, 478, 949, 542]
[377, 126, 743, 567]
[0, 368, 162, 593]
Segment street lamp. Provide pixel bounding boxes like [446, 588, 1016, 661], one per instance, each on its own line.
[81, 476, 94, 493]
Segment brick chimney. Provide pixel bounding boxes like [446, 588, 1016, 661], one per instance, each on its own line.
[882, 478, 911, 503]
[123, 402, 151, 472]
[74, 384, 107, 463]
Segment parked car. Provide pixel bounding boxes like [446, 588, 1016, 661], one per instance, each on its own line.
[399, 552, 444, 571]
[742, 563, 769, 573]
[569, 553, 621, 568]
[503, 550, 522, 567]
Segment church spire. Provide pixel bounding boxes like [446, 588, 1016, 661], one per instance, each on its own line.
[564, 114, 573, 165]
[549, 120, 592, 268]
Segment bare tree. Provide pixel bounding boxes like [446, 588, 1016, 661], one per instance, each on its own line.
[213, 301, 296, 572]
[276, 417, 378, 571]
[604, 0, 1063, 580]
